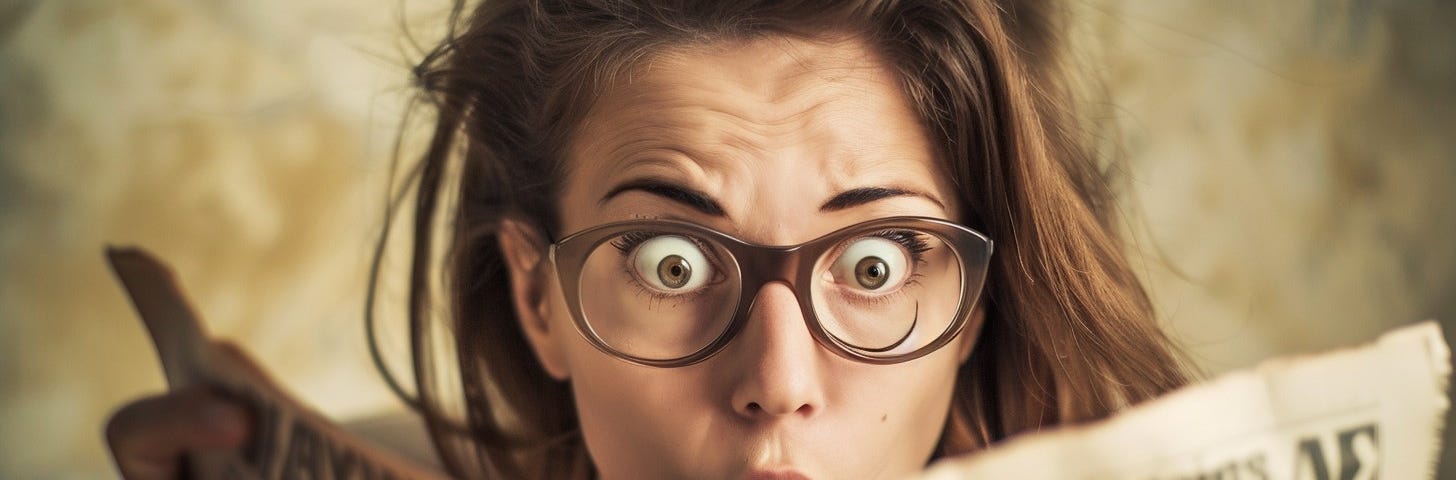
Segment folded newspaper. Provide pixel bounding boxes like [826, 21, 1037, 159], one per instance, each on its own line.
[920, 321, 1451, 480]
[109, 247, 1450, 479]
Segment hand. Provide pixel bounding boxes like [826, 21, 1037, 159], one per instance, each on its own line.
[104, 341, 261, 480]
[105, 386, 253, 480]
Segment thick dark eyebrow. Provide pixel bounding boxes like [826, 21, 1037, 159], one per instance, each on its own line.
[601, 179, 728, 217]
[820, 187, 940, 212]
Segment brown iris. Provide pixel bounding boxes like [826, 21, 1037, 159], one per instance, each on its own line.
[657, 254, 692, 288]
[855, 256, 889, 289]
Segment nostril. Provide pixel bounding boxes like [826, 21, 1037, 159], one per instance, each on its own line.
[742, 401, 815, 417]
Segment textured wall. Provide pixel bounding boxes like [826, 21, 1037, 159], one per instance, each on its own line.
[0, 0, 424, 476]
[1, 0, 1452, 478]
[1079, 0, 1456, 376]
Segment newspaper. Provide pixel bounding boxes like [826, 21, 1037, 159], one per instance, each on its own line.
[109, 246, 1450, 479]
[107, 247, 448, 480]
[919, 321, 1451, 480]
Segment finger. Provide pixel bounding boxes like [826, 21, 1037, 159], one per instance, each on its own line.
[211, 340, 281, 391]
[105, 387, 253, 480]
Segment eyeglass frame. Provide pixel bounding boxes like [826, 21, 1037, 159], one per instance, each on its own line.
[546, 216, 994, 368]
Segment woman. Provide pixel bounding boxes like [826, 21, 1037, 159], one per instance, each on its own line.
[106, 1, 1188, 478]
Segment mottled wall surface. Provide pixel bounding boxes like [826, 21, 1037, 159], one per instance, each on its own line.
[1079, 0, 1456, 375]
[1, 0, 1452, 478]
[0, 0, 427, 476]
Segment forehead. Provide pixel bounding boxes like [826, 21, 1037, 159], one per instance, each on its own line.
[600, 36, 893, 125]
[561, 35, 956, 229]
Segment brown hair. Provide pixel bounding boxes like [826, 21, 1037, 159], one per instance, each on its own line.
[372, 0, 1189, 478]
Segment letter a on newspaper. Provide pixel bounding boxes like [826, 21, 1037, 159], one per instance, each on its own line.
[919, 321, 1451, 479]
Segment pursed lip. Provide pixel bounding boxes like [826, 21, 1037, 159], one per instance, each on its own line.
[745, 467, 813, 480]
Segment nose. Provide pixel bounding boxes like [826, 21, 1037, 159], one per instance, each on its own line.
[725, 282, 826, 420]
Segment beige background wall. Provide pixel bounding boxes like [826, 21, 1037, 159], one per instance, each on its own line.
[2, 0, 1452, 478]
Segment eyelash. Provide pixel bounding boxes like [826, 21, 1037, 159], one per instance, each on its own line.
[612, 231, 720, 305]
[610, 230, 664, 254]
[868, 229, 931, 262]
[611, 230, 930, 258]
[611, 229, 931, 304]
[828, 229, 932, 308]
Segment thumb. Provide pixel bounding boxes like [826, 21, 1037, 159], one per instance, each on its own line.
[106, 387, 253, 480]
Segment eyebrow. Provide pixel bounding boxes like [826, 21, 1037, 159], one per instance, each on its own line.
[601, 180, 728, 216]
[820, 187, 940, 212]
[602, 180, 941, 217]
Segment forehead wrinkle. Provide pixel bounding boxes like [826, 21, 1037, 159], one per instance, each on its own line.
[571, 35, 953, 231]
[581, 35, 901, 150]
[577, 88, 718, 169]
[724, 66, 879, 133]
[634, 40, 882, 125]
[682, 52, 934, 220]
[691, 72, 891, 173]
[576, 106, 761, 224]
[591, 98, 830, 187]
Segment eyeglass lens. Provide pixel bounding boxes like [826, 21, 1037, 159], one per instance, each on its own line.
[574, 226, 966, 362]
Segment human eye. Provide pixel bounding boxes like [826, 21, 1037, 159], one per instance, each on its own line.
[828, 229, 929, 295]
[613, 232, 718, 295]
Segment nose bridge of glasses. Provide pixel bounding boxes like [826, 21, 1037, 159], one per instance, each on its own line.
[733, 244, 811, 294]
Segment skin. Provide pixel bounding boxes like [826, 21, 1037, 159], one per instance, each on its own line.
[104, 34, 987, 480]
[106, 343, 255, 480]
[499, 35, 985, 480]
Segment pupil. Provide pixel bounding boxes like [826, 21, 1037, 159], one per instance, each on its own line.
[658, 255, 691, 288]
[855, 256, 889, 289]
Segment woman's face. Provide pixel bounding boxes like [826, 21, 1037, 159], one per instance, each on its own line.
[503, 35, 982, 480]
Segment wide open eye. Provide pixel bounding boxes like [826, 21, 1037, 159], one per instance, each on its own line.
[830, 237, 910, 292]
[630, 235, 714, 293]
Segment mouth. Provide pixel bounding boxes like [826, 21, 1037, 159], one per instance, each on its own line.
[745, 467, 813, 480]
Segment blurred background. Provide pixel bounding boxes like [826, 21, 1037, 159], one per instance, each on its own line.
[1, 0, 1452, 477]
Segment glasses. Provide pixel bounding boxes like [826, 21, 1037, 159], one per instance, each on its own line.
[547, 216, 993, 367]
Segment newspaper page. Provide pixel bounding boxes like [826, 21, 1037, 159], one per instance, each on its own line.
[110, 246, 1449, 479]
[919, 321, 1451, 480]
[107, 247, 448, 480]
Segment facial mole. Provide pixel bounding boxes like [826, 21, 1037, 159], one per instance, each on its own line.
[881, 414, 887, 422]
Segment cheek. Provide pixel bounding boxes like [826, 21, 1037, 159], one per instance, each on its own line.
[545, 279, 966, 479]
[552, 312, 720, 477]
[830, 348, 963, 474]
